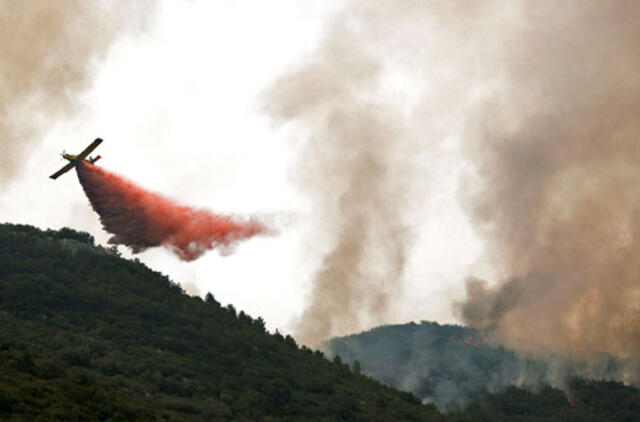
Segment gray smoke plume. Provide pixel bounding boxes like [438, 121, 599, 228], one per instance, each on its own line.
[268, 0, 640, 371]
[0, 1, 152, 187]
[456, 1, 640, 364]
[263, 0, 525, 347]
[265, 19, 415, 346]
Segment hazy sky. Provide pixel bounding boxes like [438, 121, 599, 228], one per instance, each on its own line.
[0, 1, 482, 335]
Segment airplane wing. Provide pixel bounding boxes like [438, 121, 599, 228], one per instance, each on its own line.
[49, 162, 75, 180]
[75, 138, 103, 161]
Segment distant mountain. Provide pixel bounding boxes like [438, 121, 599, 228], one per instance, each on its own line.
[0, 223, 443, 421]
[4, 223, 637, 421]
[326, 322, 640, 420]
[327, 321, 538, 411]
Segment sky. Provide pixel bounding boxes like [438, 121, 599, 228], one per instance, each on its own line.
[0, 0, 483, 335]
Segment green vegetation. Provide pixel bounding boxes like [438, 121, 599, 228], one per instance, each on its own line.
[328, 322, 640, 420]
[451, 379, 640, 422]
[2, 223, 637, 421]
[328, 321, 542, 410]
[0, 223, 442, 421]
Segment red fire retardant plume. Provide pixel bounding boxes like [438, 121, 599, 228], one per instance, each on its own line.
[76, 162, 266, 261]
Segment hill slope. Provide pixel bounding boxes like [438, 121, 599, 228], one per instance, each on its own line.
[327, 321, 539, 410]
[451, 379, 640, 422]
[0, 223, 443, 421]
[327, 322, 640, 420]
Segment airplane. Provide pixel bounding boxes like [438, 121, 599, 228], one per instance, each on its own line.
[49, 138, 103, 180]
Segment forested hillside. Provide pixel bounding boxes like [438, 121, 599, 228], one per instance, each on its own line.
[327, 322, 640, 420]
[0, 223, 443, 421]
[328, 322, 539, 410]
[451, 379, 640, 422]
[3, 223, 638, 421]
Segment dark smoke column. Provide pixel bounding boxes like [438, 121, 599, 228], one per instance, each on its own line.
[76, 162, 265, 261]
[457, 1, 640, 361]
[265, 22, 413, 346]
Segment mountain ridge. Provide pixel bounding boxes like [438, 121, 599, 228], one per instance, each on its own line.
[0, 222, 442, 421]
[326, 320, 640, 420]
[3, 222, 639, 421]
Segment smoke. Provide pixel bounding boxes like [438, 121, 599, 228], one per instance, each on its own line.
[268, 0, 640, 368]
[265, 18, 415, 346]
[76, 162, 265, 261]
[456, 1, 640, 362]
[0, 1, 152, 188]
[263, 1, 518, 346]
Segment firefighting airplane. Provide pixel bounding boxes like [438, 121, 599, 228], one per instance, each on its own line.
[49, 138, 103, 180]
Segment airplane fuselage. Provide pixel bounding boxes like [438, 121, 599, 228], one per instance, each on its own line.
[63, 153, 101, 164]
[63, 153, 79, 161]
